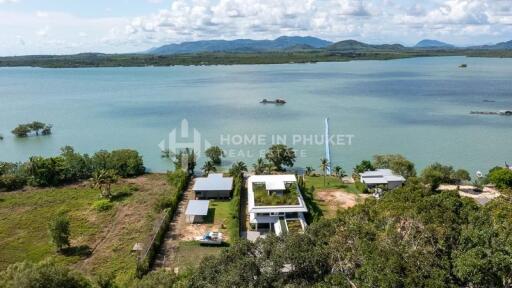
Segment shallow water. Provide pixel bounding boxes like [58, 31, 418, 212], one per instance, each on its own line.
[1, 56, 511, 174]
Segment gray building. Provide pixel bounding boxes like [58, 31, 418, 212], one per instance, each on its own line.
[185, 200, 210, 223]
[193, 173, 233, 199]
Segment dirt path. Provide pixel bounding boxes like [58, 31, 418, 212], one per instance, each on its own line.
[153, 179, 195, 270]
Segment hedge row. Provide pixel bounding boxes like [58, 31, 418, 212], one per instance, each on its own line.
[135, 169, 190, 277]
[228, 176, 243, 242]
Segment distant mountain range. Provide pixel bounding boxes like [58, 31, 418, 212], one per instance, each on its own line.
[147, 37, 512, 55]
[148, 36, 332, 54]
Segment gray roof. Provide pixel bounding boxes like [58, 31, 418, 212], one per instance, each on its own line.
[193, 173, 233, 191]
[185, 200, 210, 216]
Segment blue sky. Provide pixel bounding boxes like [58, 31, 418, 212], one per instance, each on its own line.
[1, 0, 511, 56]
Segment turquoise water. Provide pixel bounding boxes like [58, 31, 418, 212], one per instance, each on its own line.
[1, 56, 511, 174]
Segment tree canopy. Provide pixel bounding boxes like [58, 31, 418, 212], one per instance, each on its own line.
[265, 145, 296, 171]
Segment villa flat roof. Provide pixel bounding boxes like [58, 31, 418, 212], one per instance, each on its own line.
[247, 174, 308, 213]
[185, 200, 210, 216]
[193, 173, 233, 191]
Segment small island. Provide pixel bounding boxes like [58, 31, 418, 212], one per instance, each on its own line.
[11, 121, 52, 137]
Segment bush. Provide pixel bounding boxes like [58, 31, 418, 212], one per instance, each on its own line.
[93, 199, 114, 212]
[355, 181, 368, 193]
[0, 173, 27, 191]
[108, 149, 145, 177]
[0, 259, 91, 288]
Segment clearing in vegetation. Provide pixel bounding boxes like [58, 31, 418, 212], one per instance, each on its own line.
[305, 176, 368, 217]
[0, 174, 170, 282]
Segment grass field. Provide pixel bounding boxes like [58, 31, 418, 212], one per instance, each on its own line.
[304, 175, 359, 194]
[0, 174, 171, 280]
[172, 241, 226, 271]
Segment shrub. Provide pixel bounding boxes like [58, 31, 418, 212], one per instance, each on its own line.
[108, 149, 145, 177]
[0, 259, 91, 288]
[0, 173, 27, 191]
[355, 181, 368, 193]
[48, 212, 70, 252]
[93, 199, 114, 212]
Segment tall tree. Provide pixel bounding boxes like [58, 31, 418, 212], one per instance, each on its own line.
[265, 144, 296, 171]
[230, 161, 248, 179]
[320, 158, 329, 187]
[252, 158, 266, 175]
[205, 146, 225, 165]
[201, 161, 217, 176]
[372, 154, 416, 178]
[334, 165, 347, 180]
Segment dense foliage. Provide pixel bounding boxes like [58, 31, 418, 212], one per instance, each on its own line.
[11, 121, 52, 137]
[265, 144, 296, 171]
[0, 147, 145, 191]
[2, 165, 512, 286]
[373, 154, 417, 178]
[0, 260, 91, 288]
[1, 50, 511, 68]
[421, 163, 471, 191]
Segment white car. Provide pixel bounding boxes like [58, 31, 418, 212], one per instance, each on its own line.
[196, 231, 223, 245]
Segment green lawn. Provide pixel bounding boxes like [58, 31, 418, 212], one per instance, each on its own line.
[204, 200, 231, 227]
[171, 241, 226, 271]
[0, 174, 171, 280]
[304, 176, 359, 194]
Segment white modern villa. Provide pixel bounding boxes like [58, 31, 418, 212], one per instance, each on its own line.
[360, 169, 406, 189]
[247, 175, 308, 236]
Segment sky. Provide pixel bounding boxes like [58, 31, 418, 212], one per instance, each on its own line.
[0, 0, 511, 56]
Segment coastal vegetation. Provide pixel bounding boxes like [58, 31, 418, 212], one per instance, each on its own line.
[2, 144, 512, 286]
[1, 49, 512, 68]
[0, 146, 144, 192]
[11, 121, 52, 137]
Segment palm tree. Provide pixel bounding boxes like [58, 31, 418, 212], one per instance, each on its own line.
[252, 158, 266, 175]
[230, 161, 248, 179]
[334, 165, 347, 179]
[91, 169, 118, 199]
[305, 166, 314, 176]
[201, 161, 216, 176]
[320, 158, 329, 187]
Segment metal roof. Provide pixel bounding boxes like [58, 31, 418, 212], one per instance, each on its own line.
[185, 200, 210, 216]
[193, 173, 233, 191]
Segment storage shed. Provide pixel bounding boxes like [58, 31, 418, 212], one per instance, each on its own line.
[185, 200, 210, 223]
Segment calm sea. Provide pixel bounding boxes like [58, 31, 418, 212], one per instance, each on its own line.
[1, 56, 511, 174]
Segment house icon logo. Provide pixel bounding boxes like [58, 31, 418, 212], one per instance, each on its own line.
[158, 119, 211, 161]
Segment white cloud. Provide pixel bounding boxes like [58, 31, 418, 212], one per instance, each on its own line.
[1, 0, 512, 55]
[0, 0, 18, 3]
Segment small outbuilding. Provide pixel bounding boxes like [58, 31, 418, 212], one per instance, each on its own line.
[193, 173, 233, 199]
[185, 200, 210, 223]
